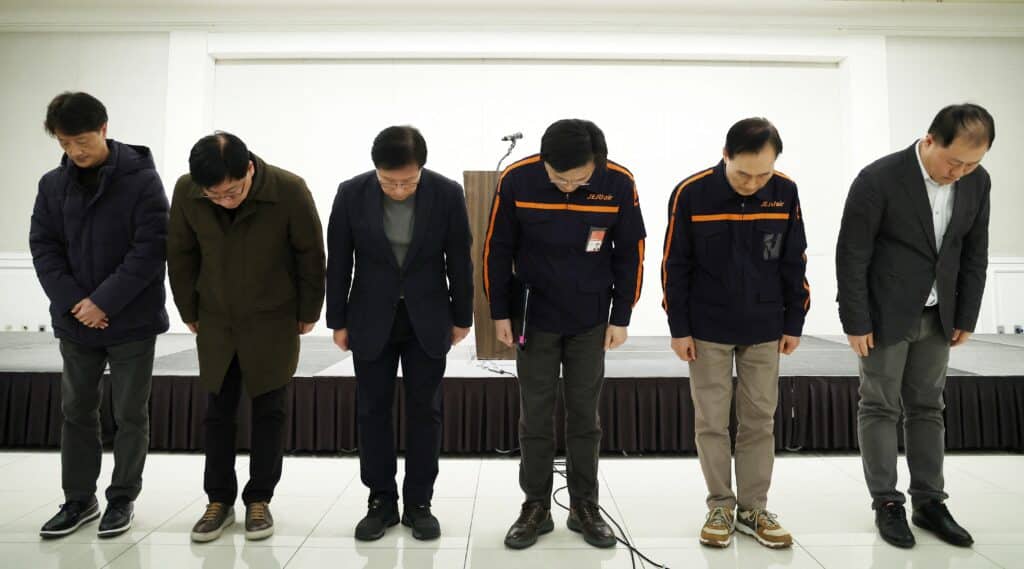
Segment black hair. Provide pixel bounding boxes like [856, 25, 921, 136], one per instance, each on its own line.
[724, 117, 783, 158]
[540, 118, 608, 172]
[188, 131, 250, 188]
[928, 103, 995, 149]
[371, 125, 428, 170]
[44, 92, 108, 136]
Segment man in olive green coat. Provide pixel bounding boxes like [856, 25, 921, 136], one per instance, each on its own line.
[167, 132, 325, 543]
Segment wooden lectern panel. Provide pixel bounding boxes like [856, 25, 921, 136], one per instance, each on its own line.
[463, 171, 515, 360]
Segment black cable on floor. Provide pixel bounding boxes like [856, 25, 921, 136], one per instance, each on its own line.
[552, 459, 669, 569]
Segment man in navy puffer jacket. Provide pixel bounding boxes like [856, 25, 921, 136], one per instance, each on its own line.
[29, 92, 168, 540]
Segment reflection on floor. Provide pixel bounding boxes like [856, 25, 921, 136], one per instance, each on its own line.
[0, 451, 1022, 568]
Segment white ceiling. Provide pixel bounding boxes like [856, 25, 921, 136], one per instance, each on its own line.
[1, 0, 1022, 35]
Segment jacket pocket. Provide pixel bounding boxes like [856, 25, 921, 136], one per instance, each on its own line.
[693, 223, 728, 274]
[755, 219, 787, 262]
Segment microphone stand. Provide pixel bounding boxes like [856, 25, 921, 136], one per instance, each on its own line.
[496, 136, 518, 172]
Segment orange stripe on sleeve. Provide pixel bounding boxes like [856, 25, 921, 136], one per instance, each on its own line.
[634, 239, 645, 306]
[482, 155, 542, 301]
[607, 160, 644, 307]
[661, 169, 714, 310]
[482, 194, 501, 301]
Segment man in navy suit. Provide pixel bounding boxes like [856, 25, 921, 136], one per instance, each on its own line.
[326, 126, 473, 542]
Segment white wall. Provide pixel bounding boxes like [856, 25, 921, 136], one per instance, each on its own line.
[0, 26, 1022, 337]
[885, 36, 1024, 335]
[886, 36, 1024, 258]
[0, 32, 170, 252]
[211, 57, 842, 337]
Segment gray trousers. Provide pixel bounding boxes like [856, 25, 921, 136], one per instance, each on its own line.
[59, 337, 155, 503]
[515, 322, 606, 508]
[857, 308, 949, 510]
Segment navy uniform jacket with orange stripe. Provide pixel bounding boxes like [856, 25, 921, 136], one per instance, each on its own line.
[484, 155, 646, 335]
[662, 160, 809, 345]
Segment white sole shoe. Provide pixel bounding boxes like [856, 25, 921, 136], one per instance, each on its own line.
[736, 521, 792, 549]
[699, 533, 733, 548]
[245, 526, 274, 541]
[97, 512, 134, 538]
[39, 507, 100, 539]
[190, 511, 235, 543]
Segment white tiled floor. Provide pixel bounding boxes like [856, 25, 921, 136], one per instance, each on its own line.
[2, 452, 1023, 568]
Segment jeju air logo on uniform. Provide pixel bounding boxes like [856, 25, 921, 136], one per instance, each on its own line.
[761, 200, 785, 208]
[587, 194, 615, 201]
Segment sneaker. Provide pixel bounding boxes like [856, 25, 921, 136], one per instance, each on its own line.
[190, 502, 235, 543]
[402, 504, 441, 541]
[504, 502, 554, 550]
[355, 497, 399, 541]
[245, 501, 274, 541]
[97, 500, 134, 538]
[699, 506, 735, 548]
[39, 498, 100, 539]
[567, 501, 617, 548]
[736, 508, 793, 549]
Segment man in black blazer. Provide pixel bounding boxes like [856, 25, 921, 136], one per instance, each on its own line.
[327, 126, 473, 542]
[837, 104, 994, 549]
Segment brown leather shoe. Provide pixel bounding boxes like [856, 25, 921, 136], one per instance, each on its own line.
[567, 501, 617, 548]
[245, 501, 274, 541]
[504, 502, 554, 549]
[190, 503, 234, 543]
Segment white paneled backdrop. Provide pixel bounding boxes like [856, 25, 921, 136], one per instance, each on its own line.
[1, 21, 1022, 339]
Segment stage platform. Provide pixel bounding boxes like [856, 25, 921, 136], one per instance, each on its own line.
[1, 332, 1022, 453]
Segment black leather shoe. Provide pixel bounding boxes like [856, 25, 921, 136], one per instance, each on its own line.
[567, 501, 617, 548]
[504, 502, 554, 550]
[98, 500, 134, 538]
[355, 497, 399, 541]
[402, 504, 441, 541]
[912, 501, 974, 547]
[40, 498, 100, 539]
[875, 502, 915, 549]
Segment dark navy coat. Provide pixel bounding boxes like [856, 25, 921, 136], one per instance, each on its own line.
[662, 160, 810, 345]
[483, 154, 646, 335]
[30, 140, 169, 347]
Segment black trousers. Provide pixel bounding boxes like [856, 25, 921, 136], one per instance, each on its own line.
[203, 355, 287, 505]
[516, 322, 607, 508]
[353, 302, 445, 506]
[59, 337, 156, 503]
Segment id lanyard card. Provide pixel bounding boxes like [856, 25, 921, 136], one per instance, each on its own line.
[586, 227, 607, 253]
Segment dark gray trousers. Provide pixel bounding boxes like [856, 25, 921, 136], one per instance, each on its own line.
[515, 322, 606, 508]
[59, 337, 156, 503]
[857, 308, 950, 509]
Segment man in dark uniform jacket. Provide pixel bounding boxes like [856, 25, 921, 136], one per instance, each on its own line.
[484, 119, 646, 550]
[837, 104, 994, 549]
[662, 118, 809, 550]
[327, 126, 473, 542]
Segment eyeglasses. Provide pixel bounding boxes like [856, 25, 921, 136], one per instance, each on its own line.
[201, 183, 245, 201]
[377, 175, 421, 191]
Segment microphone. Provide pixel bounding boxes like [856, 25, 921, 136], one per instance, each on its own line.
[496, 131, 524, 171]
